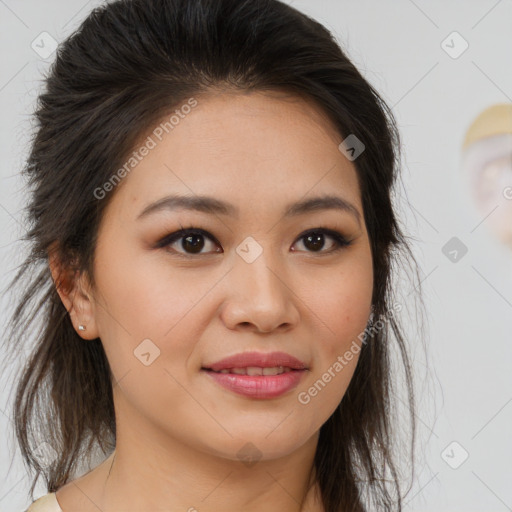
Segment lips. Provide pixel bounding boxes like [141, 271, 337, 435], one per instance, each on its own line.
[202, 351, 308, 373]
[201, 351, 308, 399]
[211, 366, 295, 375]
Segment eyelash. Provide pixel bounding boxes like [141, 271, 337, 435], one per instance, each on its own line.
[155, 225, 353, 258]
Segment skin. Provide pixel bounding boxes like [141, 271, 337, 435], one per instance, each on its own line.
[50, 89, 374, 511]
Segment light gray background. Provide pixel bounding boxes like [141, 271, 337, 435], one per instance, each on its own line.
[1, 1, 511, 511]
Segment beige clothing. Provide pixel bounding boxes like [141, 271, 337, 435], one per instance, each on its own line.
[25, 493, 62, 512]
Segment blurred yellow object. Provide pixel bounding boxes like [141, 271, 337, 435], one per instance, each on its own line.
[462, 103, 512, 149]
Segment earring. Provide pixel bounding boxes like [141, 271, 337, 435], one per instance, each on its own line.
[78, 324, 86, 331]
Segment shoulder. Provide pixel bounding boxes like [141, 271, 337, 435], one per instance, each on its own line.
[25, 451, 115, 512]
[25, 493, 62, 512]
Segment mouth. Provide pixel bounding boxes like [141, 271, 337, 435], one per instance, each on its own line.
[201, 351, 308, 399]
[202, 350, 308, 373]
[201, 365, 307, 399]
[202, 366, 298, 376]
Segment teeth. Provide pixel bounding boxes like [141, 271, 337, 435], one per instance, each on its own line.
[214, 366, 293, 375]
[262, 366, 282, 376]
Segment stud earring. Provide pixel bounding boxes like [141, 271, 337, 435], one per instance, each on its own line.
[78, 324, 86, 331]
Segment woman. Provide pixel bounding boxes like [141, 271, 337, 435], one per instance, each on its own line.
[6, 0, 423, 510]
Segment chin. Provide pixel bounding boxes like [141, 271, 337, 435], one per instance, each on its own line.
[202, 431, 310, 462]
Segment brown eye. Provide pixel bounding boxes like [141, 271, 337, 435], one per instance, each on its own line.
[157, 226, 352, 257]
[157, 228, 222, 256]
[292, 229, 352, 254]
[178, 233, 206, 254]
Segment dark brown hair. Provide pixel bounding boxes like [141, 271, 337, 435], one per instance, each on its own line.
[4, 0, 426, 510]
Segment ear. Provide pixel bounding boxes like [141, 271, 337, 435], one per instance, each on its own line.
[48, 243, 100, 340]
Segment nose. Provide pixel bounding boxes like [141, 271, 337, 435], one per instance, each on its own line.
[220, 247, 300, 334]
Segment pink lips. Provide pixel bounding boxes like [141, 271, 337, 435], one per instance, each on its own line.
[204, 351, 307, 372]
[201, 351, 308, 399]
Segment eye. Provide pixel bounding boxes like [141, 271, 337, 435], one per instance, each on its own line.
[156, 226, 353, 257]
[156, 227, 222, 256]
[292, 228, 353, 254]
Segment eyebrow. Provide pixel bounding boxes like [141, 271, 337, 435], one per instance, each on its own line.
[137, 193, 361, 226]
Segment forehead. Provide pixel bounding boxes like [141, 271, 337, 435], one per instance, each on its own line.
[106, 90, 362, 221]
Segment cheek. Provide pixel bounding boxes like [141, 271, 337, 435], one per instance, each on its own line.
[91, 240, 225, 389]
[303, 257, 373, 357]
[326, 287, 372, 356]
[296, 276, 372, 426]
[93, 240, 212, 338]
[90, 251, 208, 424]
[314, 288, 371, 388]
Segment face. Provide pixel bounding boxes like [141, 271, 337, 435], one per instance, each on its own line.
[68, 90, 373, 462]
